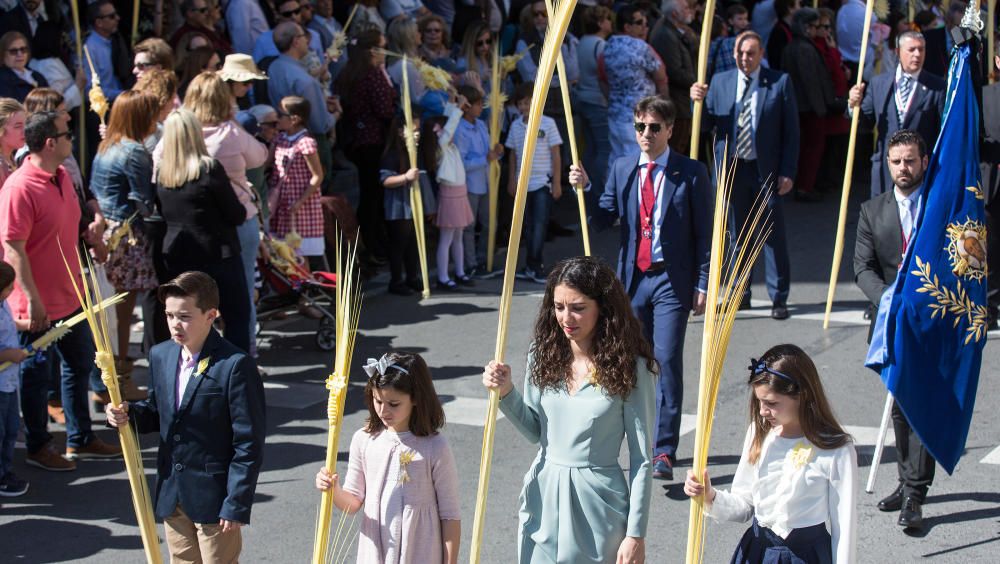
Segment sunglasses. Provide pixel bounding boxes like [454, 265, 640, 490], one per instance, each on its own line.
[7, 47, 27, 55]
[97, 11, 119, 20]
[630, 19, 648, 27]
[424, 27, 442, 33]
[477, 38, 492, 47]
[818, 24, 831, 29]
[191, 7, 209, 13]
[281, 7, 302, 17]
[633, 122, 663, 134]
[51, 130, 73, 141]
[134, 61, 157, 70]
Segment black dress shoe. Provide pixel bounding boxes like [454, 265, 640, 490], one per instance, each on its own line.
[771, 303, 789, 320]
[738, 294, 752, 310]
[898, 497, 924, 530]
[877, 485, 904, 512]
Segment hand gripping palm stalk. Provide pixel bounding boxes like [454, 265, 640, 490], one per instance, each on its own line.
[469, 1, 579, 562]
[686, 149, 773, 564]
[402, 55, 432, 299]
[311, 237, 364, 564]
[59, 246, 162, 563]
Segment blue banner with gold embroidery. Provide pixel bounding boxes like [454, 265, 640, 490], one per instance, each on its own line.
[866, 43, 987, 474]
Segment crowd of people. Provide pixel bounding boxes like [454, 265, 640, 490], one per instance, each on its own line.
[0, 0, 993, 562]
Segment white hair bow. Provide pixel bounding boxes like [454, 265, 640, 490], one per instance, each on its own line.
[363, 354, 408, 379]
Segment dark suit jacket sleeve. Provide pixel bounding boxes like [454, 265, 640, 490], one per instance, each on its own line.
[591, 161, 620, 231]
[209, 162, 250, 226]
[857, 76, 876, 124]
[778, 74, 800, 180]
[853, 202, 887, 305]
[692, 162, 713, 292]
[128, 362, 161, 434]
[221, 354, 266, 524]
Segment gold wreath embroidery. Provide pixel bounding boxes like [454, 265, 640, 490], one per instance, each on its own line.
[398, 450, 416, 484]
[966, 184, 984, 201]
[912, 256, 989, 344]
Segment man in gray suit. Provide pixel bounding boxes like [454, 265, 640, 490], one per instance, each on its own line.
[854, 129, 935, 533]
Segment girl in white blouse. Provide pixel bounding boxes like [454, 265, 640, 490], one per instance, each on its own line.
[684, 344, 858, 563]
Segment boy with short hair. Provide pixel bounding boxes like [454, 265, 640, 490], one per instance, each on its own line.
[454, 85, 503, 277]
[107, 271, 266, 562]
[504, 81, 563, 283]
[0, 260, 30, 496]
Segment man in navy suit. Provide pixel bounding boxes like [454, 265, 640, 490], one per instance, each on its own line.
[108, 272, 266, 562]
[848, 30, 945, 199]
[570, 95, 712, 480]
[690, 30, 799, 320]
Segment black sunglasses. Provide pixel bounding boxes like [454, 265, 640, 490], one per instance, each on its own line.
[281, 7, 302, 17]
[134, 61, 157, 70]
[633, 122, 663, 134]
[7, 47, 28, 55]
[97, 11, 119, 20]
[477, 38, 492, 46]
[191, 7, 209, 13]
[630, 19, 648, 26]
[51, 130, 74, 141]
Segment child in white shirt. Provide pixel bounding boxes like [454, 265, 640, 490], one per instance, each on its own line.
[684, 344, 858, 564]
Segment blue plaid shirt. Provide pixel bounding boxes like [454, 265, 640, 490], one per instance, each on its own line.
[709, 36, 737, 78]
[0, 301, 20, 393]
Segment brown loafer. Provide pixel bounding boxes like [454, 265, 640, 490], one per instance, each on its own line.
[27, 444, 76, 471]
[65, 437, 122, 460]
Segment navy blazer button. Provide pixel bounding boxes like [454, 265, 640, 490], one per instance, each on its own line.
[173, 434, 181, 442]
[174, 463, 183, 472]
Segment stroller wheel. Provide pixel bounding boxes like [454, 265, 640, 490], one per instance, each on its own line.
[316, 323, 337, 351]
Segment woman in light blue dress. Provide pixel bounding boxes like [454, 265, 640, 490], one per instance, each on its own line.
[483, 256, 657, 563]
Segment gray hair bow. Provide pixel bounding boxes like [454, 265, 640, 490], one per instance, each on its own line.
[363, 354, 409, 379]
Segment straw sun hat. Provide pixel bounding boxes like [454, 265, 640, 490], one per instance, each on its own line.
[218, 54, 268, 82]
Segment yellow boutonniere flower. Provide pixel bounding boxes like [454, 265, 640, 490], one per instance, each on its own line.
[789, 441, 813, 470]
[399, 450, 416, 484]
[195, 357, 211, 377]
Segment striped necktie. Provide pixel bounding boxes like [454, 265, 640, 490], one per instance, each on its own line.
[897, 74, 914, 125]
[736, 75, 753, 159]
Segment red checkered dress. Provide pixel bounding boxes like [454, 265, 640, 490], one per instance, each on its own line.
[269, 133, 323, 238]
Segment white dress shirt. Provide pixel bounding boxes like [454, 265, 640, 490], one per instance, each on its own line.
[707, 426, 858, 564]
[176, 351, 201, 409]
[636, 149, 671, 263]
[894, 185, 922, 252]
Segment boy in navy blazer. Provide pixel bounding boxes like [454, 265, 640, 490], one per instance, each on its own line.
[107, 271, 266, 562]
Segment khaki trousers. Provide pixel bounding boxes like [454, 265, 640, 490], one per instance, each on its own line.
[164, 506, 242, 564]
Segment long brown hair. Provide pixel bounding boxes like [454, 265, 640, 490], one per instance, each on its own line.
[530, 256, 656, 398]
[334, 29, 383, 100]
[98, 90, 158, 153]
[747, 344, 852, 464]
[363, 351, 445, 437]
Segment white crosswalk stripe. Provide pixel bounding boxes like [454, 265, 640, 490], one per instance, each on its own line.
[979, 445, 1000, 464]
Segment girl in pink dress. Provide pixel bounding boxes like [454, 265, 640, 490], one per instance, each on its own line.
[316, 352, 461, 564]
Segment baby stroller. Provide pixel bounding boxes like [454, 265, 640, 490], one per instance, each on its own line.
[256, 236, 338, 351]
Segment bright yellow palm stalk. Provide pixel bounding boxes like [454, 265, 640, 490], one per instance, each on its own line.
[0, 294, 126, 372]
[486, 43, 503, 273]
[822, 0, 876, 329]
[469, 1, 578, 562]
[402, 55, 432, 299]
[543, 0, 590, 255]
[686, 149, 772, 564]
[131, 0, 140, 47]
[69, 0, 86, 177]
[59, 247, 162, 564]
[311, 236, 364, 564]
[690, 0, 718, 161]
[83, 46, 109, 126]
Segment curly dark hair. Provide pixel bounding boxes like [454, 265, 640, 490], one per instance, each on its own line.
[529, 256, 657, 398]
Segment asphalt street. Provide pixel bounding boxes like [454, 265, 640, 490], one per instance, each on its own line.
[1, 184, 998, 563]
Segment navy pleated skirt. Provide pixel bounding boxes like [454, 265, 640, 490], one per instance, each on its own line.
[730, 518, 833, 564]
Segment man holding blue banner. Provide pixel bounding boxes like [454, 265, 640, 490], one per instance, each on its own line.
[865, 20, 989, 534]
[854, 129, 936, 531]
